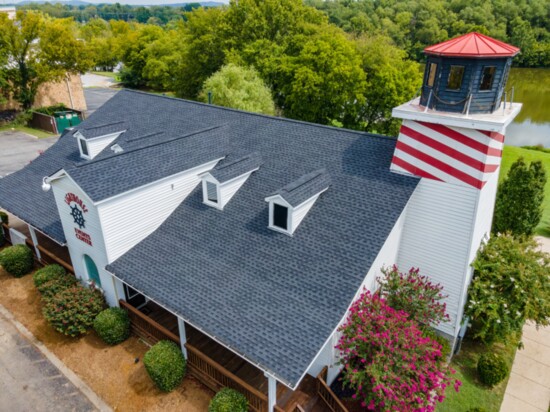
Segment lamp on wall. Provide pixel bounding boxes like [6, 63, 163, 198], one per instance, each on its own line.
[41, 177, 51, 192]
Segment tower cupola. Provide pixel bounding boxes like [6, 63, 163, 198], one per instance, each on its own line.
[420, 32, 519, 114]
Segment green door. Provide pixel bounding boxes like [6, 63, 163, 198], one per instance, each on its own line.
[84, 255, 101, 287]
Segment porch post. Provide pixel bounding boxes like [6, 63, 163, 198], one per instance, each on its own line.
[177, 317, 188, 359]
[265, 373, 277, 412]
[27, 225, 41, 260]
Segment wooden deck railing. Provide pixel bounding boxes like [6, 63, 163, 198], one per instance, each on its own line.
[317, 367, 349, 412]
[2, 222, 75, 274]
[119, 299, 181, 345]
[185, 343, 268, 412]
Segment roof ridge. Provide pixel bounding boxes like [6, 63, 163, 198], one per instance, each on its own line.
[118, 89, 397, 142]
[73, 125, 224, 169]
[82, 120, 125, 131]
[283, 169, 327, 193]
[126, 131, 165, 142]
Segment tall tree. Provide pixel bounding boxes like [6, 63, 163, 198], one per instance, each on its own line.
[0, 11, 92, 109]
[199, 64, 276, 115]
[354, 34, 422, 135]
[493, 157, 547, 236]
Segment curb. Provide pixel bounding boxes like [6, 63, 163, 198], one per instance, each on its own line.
[0, 303, 112, 412]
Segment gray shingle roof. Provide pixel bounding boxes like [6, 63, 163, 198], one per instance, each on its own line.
[270, 169, 331, 207]
[78, 121, 127, 139]
[1, 89, 419, 388]
[209, 152, 263, 183]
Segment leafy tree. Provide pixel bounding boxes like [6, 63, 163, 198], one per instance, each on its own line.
[354, 34, 422, 135]
[337, 291, 459, 411]
[0, 11, 92, 109]
[199, 64, 276, 115]
[466, 234, 550, 344]
[493, 158, 546, 236]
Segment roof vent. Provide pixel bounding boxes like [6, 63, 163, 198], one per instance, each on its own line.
[265, 169, 331, 236]
[200, 153, 262, 210]
[111, 144, 123, 154]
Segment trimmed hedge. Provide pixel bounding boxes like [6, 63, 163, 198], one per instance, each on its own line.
[144, 340, 186, 392]
[43, 286, 106, 337]
[94, 307, 130, 345]
[0, 244, 34, 278]
[33, 264, 66, 288]
[477, 352, 509, 387]
[37, 273, 78, 299]
[0, 211, 8, 225]
[209, 388, 248, 412]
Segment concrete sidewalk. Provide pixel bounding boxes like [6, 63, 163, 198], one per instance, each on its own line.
[500, 237, 550, 412]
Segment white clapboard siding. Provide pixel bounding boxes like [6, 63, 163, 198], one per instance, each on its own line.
[219, 172, 254, 209]
[396, 179, 478, 337]
[50, 176, 117, 304]
[86, 133, 122, 159]
[98, 160, 219, 263]
[291, 194, 321, 233]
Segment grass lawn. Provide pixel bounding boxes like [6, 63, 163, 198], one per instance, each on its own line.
[0, 124, 56, 139]
[438, 335, 519, 412]
[91, 70, 120, 81]
[500, 146, 550, 237]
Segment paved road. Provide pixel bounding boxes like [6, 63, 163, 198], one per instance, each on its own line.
[84, 88, 119, 117]
[0, 131, 57, 177]
[0, 311, 96, 412]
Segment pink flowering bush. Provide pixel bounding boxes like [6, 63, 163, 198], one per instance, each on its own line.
[378, 266, 450, 328]
[337, 291, 460, 411]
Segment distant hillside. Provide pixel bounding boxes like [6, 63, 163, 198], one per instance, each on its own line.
[12, 1, 224, 5]
[17, 0, 90, 5]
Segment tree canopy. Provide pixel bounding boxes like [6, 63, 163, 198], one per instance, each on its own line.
[0, 11, 92, 109]
[199, 64, 276, 115]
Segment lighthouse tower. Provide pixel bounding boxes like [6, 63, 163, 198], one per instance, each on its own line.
[391, 33, 521, 344]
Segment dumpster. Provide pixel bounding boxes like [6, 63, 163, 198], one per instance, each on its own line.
[54, 111, 82, 134]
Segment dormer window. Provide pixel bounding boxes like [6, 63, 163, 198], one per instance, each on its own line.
[272, 204, 288, 230]
[200, 153, 262, 210]
[265, 169, 330, 236]
[79, 137, 90, 158]
[206, 181, 219, 204]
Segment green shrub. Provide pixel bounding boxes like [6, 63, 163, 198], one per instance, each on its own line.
[477, 352, 509, 387]
[422, 328, 452, 359]
[0, 211, 9, 225]
[34, 104, 68, 116]
[143, 340, 186, 392]
[33, 264, 66, 288]
[37, 273, 77, 298]
[0, 244, 34, 277]
[94, 307, 130, 345]
[43, 285, 106, 337]
[209, 387, 248, 412]
[467, 408, 488, 412]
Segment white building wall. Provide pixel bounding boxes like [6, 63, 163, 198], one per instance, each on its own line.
[50, 176, 117, 306]
[219, 172, 254, 209]
[86, 133, 120, 159]
[97, 159, 220, 263]
[305, 209, 406, 384]
[396, 178, 479, 337]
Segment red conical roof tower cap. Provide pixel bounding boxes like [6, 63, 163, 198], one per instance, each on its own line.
[424, 32, 520, 58]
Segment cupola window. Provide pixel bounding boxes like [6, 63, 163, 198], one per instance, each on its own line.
[480, 66, 496, 91]
[79, 138, 90, 158]
[206, 181, 218, 204]
[426, 63, 438, 87]
[447, 65, 465, 90]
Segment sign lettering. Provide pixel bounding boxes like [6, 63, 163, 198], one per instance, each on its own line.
[75, 228, 92, 246]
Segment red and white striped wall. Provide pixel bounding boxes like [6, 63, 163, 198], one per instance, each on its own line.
[391, 120, 505, 189]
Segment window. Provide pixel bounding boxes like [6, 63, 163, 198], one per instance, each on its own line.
[273, 204, 288, 230]
[206, 181, 218, 203]
[447, 66, 465, 90]
[426, 63, 438, 87]
[79, 138, 89, 157]
[480, 66, 496, 91]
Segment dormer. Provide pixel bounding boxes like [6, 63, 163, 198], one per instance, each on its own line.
[74, 121, 127, 160]
[200, 153, 262, 210]
[265, 169, 330, 236]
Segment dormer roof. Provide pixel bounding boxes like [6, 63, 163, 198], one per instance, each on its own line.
[209, 152, 263, 183]
[77, 121, 127, 140]
[424, 32, 520, 58]
[268, 169, 331, 207]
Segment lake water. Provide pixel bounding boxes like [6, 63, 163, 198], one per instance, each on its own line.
[506, 68, 550, 148]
